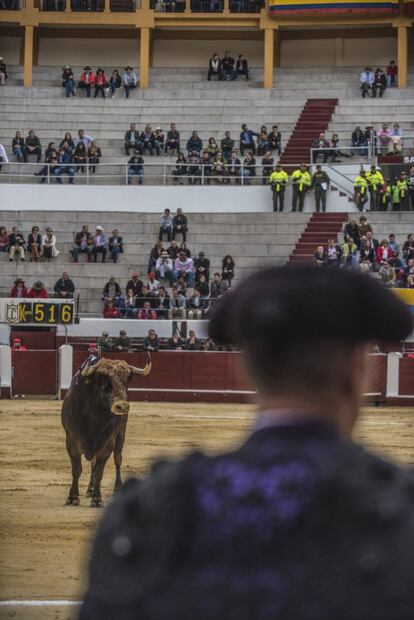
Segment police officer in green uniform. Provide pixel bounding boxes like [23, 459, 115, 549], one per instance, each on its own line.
[311, 164, 330, 212]
[354, 170, 369, 211]
[269, 163, 288, 212]
[366, 165, 384, 211]
[397, 171, 409, 210]
[379, 178, 391, 211]
[81, 266, 414, 620]
[291, 163, 311, 212]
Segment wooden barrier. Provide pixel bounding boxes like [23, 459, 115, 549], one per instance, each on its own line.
[12, 350, 58, 396]
[399, 358, 414, 396]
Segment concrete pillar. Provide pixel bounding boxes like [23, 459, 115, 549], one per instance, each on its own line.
[397, 26, 408, 88]
[264, 28, 274, 90]
[0, 346, 12, 399]
[140, 27, 150, 89]
[59, 345, 73, 400]
[386, 352, 402, 397]
[23, 26, 34, 88]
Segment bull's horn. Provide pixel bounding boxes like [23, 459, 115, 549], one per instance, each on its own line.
[81, 364, 97, 377]
[129, 362, 151, 377]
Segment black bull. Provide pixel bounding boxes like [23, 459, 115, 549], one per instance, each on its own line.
[61, 356, 151, 507]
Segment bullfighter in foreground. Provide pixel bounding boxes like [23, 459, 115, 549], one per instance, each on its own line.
[81, 266, 414, 619]
[61, 355, 151, 508]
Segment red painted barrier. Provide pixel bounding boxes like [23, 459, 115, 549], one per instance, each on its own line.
[399, 358, 414, 396]
[12, 350, 58, 395]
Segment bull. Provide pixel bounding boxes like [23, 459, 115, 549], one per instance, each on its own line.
[61, 356, 151, 507]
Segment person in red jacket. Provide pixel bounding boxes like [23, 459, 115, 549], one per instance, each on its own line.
[94, 68, 107, 99]
[10, 278, 28, 298]
[78, 66, 95, 98]
[137, 300, 157, 320]
[376, 239, 393, 265]
[28, 281, 49, 298]
[11, 337, 27, 352]
[103, 298, 121, 318]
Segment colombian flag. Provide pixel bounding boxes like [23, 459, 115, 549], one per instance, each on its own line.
[268, 0, 400, 16]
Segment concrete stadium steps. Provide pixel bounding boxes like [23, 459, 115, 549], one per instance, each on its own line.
[343, 213, 414, 241]
[289, 212, 347, 263]
[0, 211, 310, 314]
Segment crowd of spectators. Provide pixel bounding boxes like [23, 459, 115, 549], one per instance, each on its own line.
[353, 164, 414, 212]
[0, 225, 59, 261]
[96, 327, 231, 353]
[207, 52, 249, 81]
[313, 216, 414, 289]
[9, 271, 75, 299]
[359, 62, 397, 98]
[71, 224, 123, 263]
[63, 65, 138, 98]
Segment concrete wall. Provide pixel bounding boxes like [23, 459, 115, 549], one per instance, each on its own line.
[153, 39, 263, 67]
[38, 37, 140, 67]
[0, 36, 21, 64]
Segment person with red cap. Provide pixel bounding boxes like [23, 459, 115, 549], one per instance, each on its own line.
[11, 338, 27, 351]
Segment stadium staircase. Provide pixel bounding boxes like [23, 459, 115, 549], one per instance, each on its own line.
[289, 212, 348, 263]
[279, 98, 338, 167]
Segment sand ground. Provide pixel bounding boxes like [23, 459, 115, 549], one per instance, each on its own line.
[1, 400, 413, 620]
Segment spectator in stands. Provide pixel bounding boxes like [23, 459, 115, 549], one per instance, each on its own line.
[236, 54, 249, 80]
[200, 151, 212, 185]
[325, 238, 342, 267]
[351, 126, 367, 157]
[167, 239, 179, 260]
[122, 289, 138, 319]
[172, 208, 188, 241]
[261, 151, 274, 184]
[342, 238, 358, 269]
[379, 261, 396, 287]
[123, 66, 137, 98]
[124, 123, 140, 156]
[194, 251, 210, 283]
[87, 140, 102, 174]
[187, 152, 201, 184]
[42, 227, 59, 260]
[0, 226, 9, 252]
[220, 131, 234, 162]
[75, 129, 93, 150]
[97, 331, 115, 352]
[179, 241, 191, 257]
[206, 137, 219, 160]
[34, 142, 57, 182]
[365, 125, 377, 154]
[92, 225, 107, 263]
[143, 329, 160, 351]
[28, 280, 48, 298]
[103, 298, 121, 318]
[115, 330, 131, 351]
[360, 66, 374, 98]
[372, 68, 386, 98]
[126, 271, 143, 297]
[187, 132, 203, 156]
[239, 124, 258, 155]
[377, 123, 392, 155]
[210, 272, 228, 298]
[0, 142, 8, 171]
[55, 147, 75, 184]
[108, 229, 123, 263]
[138, 301, 157, 320]
[174, 250, 194, 286]
[62, 66, 75, 97]
[313, 245, 325, 267]
[12, 131, 24, 162]
[386, 60, 398, 87]
[311, 165, 330, 213]
[103, 277, 121, 303]
[60, 132, 75, 152]
[0, 57, 7, 86]
[359, 239, 375, 272]
[227, 151, 241, 184]
[168, 332, 184, 350]
[155, 287, 170, 319]
[222, 51, 236, 81]
[23, 130, 41, 163]
[109, 69, 121, 98]
[207, 53, 222, 81]
[312, 132, 330, 163]
[10, 278, 28, 298]
[329, 133, 350, 162]
[27, 225, 41, 262]
[242, 152, 256, 185]
[376, 239, 392, 265]
[138, 125, 155, 156]
[358, 215, 372, 237]
[389, 123, 403, 155]
[343, 218, 359, 243]
[154, 128, 165, 156]
[365, 230, 379, 252]
[159, 208, 173, 242]
[11, 338, 27, 352]
[291, 163, 311, 212]
[388, 233, 400, 256]
[127, 153, 144, 185]
[185, 329, 202, 351]
[8, 226, 25, 261]
[170, 287, 186, 319]
[156, 251, 174, 286]
[187, 289, 206, 319]
[74, 142, 87, 173]
[78, 66, 95, 98]
[147, 240, 163, 273]
[147, 272, 160, 293]
[172, 153, 187, 184]
[165, 123, 180, 155]
[72, 224, 93, 262]
[269, 125, 282, 156]
[221, 255, 235, 286]
[257, 126, 270, 157]
[195, 273, 210, 299]
[54, 271, 75, 298]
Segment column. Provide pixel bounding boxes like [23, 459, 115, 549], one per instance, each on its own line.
[140, 27, 150, 89]
[264, 28, 274, 90]
[397, 26, 408, 88]
[24, 26, 34, 88]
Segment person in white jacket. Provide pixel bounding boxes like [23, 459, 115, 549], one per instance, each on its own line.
[0, 143, 9, 172]
[42, 227, 60, 260]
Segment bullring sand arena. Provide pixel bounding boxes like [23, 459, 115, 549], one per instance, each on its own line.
[0, 400, 414, 620]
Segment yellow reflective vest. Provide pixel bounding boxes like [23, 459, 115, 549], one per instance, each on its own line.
[291, 169, 311, 192]
[354, 175, 368, 194]
[269, 170, 288, 191]
[366, 170, 384, 190]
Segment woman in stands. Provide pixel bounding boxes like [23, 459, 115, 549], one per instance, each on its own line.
[221, 254, 235, 286]
[0, 226, 9, 253]
[42, 227, 60, 261]
[12, 130, 24, 162]
[78, 66, 95, 98]
[94, 68, 108, 98]
[179, 241, 191, 258]
[242, 152, 256, 185]
[172, 153, 187, 185]
[206, 137, 218, 160]
[211, 151, 227, 184]
[74, 142, 87, 173]
[60, 132, 75, 153]
[27, 225, 42, 262]
[122, 289, 138, 319]
[257, 125, 270, 156]
[87, 140, 102, 174]
[109, 69, 121, 98]
[359, 239, 375, 272]
[62, 66, 75, 97]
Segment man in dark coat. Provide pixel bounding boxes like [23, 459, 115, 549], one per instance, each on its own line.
[80, 266, 414, 620]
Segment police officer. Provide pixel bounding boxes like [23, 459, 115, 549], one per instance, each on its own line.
[366, 164, 384, 211]
[379, 178, 391, 211]
[291, 163, 311, 212]
[81, 266, 414, 620]
[354, 169, 369, 211]
[397, 171, 409, 210]
[311, 164, 330, 212]
[269, 163, 288, 212]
